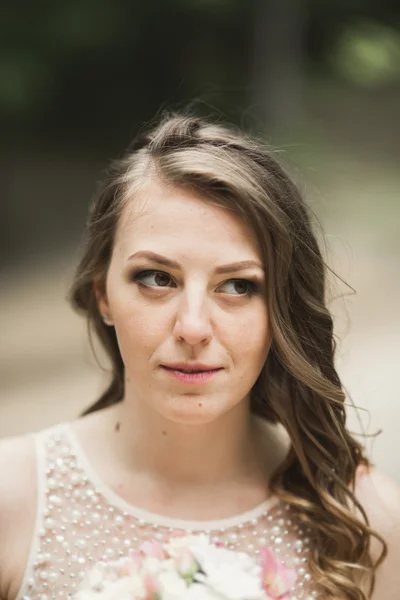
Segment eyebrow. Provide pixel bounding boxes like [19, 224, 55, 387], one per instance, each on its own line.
[127, 251, 264, 274]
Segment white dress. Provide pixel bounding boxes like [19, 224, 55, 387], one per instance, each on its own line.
[16, 424, 320, 600]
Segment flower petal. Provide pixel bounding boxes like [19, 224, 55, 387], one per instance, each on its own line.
[259, 546, 297, 598]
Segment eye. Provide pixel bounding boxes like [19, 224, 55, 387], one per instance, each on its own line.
[217, 279, 259, 296]
[133, 270, 175, 288]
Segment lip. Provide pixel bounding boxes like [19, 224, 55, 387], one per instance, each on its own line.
[161, 362, 222, 372]
[160, 363, 223, 385]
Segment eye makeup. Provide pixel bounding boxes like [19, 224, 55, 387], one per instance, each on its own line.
[129, 268, 263, 297]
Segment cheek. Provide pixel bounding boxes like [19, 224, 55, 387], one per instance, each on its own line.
[115, 308, 165, 356]
[108, 286, 168, 359]
[225, 306, 270, 363]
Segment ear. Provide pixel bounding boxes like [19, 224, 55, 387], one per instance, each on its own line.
[93, 276, 114, 326]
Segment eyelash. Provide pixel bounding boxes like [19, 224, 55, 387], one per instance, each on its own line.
[131, 269, 260, 297]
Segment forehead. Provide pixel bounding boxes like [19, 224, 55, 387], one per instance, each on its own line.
[115, 182, 261, 261]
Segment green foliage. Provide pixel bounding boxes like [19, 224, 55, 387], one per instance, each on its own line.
[331, 20, 400, 86]
[42, 1, 125, 50]
[0, 54, 52, 116]
[0, 0, 399, 140]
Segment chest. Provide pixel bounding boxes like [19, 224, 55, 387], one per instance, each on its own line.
[14, 428, 317, 600]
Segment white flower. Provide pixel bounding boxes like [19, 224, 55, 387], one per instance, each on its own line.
[74, 534, 272, 600]
[142, 555, 163, 574]
[157, 568, 189, 600]
[113, 575, 147, 599]
[189, 543, 265, 600]
[183, 582, 223, 600]
[75, 572, 146, 600]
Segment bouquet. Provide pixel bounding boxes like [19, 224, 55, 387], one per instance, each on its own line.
[74, 533, 297, 600]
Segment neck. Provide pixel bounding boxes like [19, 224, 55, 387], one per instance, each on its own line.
[105, 388, 269, 490]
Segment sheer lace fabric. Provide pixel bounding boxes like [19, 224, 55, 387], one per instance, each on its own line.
[17, 425, 320, 600]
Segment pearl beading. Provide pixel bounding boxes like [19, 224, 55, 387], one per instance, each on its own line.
[18, 427, 320, 600]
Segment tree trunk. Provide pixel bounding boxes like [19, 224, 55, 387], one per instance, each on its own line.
[250, 0, 306, 129]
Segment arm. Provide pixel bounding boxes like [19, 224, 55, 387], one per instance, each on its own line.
[0, 434, 37, 600]
[355, 466, 400, 600]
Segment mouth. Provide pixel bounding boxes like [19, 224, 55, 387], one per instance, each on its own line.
[160, 364, 223, 384]
[162, 367, 221, 373]
[161, 363, 223, 373]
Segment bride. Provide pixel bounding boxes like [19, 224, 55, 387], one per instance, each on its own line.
[0, 113, 398, 600]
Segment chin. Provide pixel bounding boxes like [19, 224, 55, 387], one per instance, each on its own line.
[156, 395, 231, 426]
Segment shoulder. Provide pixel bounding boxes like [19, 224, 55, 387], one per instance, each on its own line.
[354, 465, 400, 599]
[0, 432, 37, 526]
[0, 433, 37, 599]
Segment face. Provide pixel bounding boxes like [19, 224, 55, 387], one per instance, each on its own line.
[98, 182, 270, 425]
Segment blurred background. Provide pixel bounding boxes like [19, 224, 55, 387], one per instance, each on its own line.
[0, 1, 399, 480]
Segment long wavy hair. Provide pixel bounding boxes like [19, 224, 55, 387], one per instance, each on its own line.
[70, 112, 386, 599]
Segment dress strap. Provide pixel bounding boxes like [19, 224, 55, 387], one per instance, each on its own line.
[15, 424, 67, 600]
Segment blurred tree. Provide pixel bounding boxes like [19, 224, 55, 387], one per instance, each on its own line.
[1, 0, 400, 268]
[330, 20, 400, 86]
[250, 0, 306, 129]
[1, 0, 400, 144]
[307, 0, 400, 70]
[0, 0, 253, 146]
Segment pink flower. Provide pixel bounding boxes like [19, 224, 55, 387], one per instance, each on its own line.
[144, 573, 161, 600]
[139, 540, 167, 560]
[259, 547, 297, 599]
[116, 556, 140, 577]
[128, 549, 144, 568]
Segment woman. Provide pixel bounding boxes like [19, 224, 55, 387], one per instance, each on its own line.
[0, 113, 398, 600]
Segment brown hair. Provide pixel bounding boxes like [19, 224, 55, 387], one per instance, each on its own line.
[70, 111, 386, 599]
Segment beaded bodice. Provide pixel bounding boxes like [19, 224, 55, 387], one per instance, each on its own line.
[16, 425, 319, 600]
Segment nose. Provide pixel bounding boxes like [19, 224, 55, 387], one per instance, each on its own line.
[172, 287, 213, 347]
